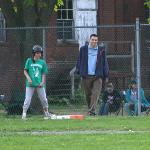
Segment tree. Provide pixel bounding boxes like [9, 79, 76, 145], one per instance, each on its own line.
[144, 0, 150, 23]
[0, 0, 64, 112]
[0, 0, 63, 27]
[0, 0, 64, 61]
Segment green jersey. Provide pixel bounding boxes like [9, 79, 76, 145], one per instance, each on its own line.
[24, 58, 48, 87]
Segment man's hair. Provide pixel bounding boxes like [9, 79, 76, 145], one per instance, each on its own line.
[90, 34, 98, 39]
[106, 82, 114, 88]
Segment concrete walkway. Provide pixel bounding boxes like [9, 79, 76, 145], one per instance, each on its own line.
[1, 129, 149, 136]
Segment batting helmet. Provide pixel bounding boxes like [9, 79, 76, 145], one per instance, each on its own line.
[32, 45, 43, 53]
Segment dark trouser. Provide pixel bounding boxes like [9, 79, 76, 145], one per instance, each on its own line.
[99, 103, 109, 115]
[124, 102, 148, 116]
[99, 102, 119, 115]
[82, 76, 102, 114]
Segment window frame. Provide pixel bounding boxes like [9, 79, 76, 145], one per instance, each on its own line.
[0, 12, 6, 42]
[57, 0, 75, 41]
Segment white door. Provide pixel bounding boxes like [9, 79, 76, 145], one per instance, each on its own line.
[73, 0, 97, 47]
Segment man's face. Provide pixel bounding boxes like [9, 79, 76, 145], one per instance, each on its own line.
[107, 87, 113, 93]
[89, 36, 98, 48]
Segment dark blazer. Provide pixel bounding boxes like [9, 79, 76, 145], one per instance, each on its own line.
[76, 45, 109, 79]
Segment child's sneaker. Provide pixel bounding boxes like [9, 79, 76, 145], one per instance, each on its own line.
[22, 113, 27, 120]
[44, 112, 56, 120]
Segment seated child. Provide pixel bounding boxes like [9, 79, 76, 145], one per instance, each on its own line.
[98, 82, 121, 115]
[124, 80, 150, 116]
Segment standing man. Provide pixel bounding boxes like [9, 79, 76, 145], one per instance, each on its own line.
[76, 34, 109, 115]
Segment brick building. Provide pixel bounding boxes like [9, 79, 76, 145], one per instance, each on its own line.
[47, 0, 146, 62]
[0, 0, 149, 101]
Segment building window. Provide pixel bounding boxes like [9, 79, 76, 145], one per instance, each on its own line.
[0, 11, 6, 42]
[57, 0, 74, 40]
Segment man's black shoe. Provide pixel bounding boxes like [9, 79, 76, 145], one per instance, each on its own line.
[88, 111, 97, 116]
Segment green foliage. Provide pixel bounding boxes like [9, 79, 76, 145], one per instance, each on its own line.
[0, 0, 64, 26]
[0, 103, 5, 110]
[54, 0, 64, 11]
[145, 0, 150, 23]
[24, 0, 34, 7]
[47, 86, 86, 106]
[0, 0, 64, 67]
[148, 18, 150, 24]
[47, 96, 70, 106]
[23, 0, 64, 11]
[74, 87, 86, 104]
[5, 89, 25, 115]
[145, 1, 150, 8]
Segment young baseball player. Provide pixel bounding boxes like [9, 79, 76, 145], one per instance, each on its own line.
[22, 45, 55, 120]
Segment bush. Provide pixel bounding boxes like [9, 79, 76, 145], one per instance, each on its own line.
[47, 96, 70, 106]
[74, 87, 86, 105]
[5, 88, 25, 115]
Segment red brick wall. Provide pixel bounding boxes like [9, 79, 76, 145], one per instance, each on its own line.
[46, 0, 145, 63]
[98, 0, 116, 24]
[0, 0, 147, 102]
[99, 0, 145, 24]
[46, 14, 79, 63]
[0, 43, 24, 102]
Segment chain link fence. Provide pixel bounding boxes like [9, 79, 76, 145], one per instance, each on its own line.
[0, 21, 149, 116]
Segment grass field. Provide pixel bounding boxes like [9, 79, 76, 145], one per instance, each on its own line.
[1, 114, 150, 150]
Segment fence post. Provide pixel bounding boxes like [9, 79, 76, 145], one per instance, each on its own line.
[70, 67, 76, 101]
[42, 28, 47, 89]
[71, 73, 75, 100]
[131, 42, 135, 74]
[42, 28, 46, 60]
[135, 18, 141, 116]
